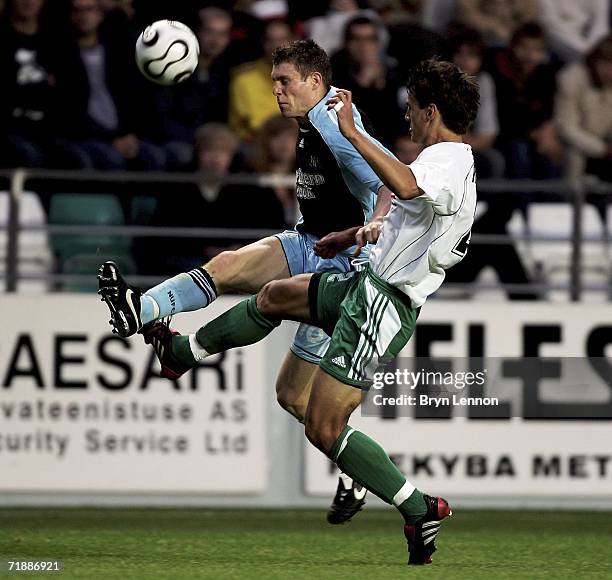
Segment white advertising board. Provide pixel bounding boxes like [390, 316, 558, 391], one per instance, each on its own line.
[0, 296, 267, 494]
[305, 302, 612, 497]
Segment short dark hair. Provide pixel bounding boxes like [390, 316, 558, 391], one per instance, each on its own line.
[272, 39, 332, 88]
[406, 59, 479, 135]
[510, 22, 545, 46]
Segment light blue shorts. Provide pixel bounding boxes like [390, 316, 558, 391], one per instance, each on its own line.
[275, 229, 367, 364]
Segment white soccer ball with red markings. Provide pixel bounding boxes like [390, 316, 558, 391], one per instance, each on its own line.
[135, 20, 200, 86]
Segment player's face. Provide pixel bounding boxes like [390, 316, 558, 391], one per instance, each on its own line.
[404, 94, 428, 145]
[272, 62, 320, 119]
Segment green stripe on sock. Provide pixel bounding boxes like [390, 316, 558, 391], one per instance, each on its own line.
[330, 425, 353, 461]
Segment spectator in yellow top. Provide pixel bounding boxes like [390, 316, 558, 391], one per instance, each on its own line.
[228, 18, 293, 141]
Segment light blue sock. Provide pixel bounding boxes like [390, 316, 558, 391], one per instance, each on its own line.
[141, 268, 217, 324]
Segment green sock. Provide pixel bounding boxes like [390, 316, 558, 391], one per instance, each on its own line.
[171, 295, 280, 367]
[331, 425, 427, 524]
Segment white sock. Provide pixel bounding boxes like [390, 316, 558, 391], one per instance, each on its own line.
[188, 334, 210, 361]
[339, 472, 354, 489]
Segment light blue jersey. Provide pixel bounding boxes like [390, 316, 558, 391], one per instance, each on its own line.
[280, 87, 399, 364]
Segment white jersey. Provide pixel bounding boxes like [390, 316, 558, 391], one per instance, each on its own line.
[369, 142, 476, 307]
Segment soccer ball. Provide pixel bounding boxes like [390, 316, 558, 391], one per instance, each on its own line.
[135, 20, 200, 86]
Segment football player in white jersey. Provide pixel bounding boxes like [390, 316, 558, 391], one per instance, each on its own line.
[98, 40, 395, 522]
[142, 59, 480, 565]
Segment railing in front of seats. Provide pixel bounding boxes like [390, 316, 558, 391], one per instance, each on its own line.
[1, 169, 611, 300]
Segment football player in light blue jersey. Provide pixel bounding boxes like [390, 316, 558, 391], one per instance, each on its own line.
[99, 40, 396, 522]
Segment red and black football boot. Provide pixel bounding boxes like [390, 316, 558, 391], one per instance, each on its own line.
[404, 495, 453, 565]
[141, 319, 192, 380]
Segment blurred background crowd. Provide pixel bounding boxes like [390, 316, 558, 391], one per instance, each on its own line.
[1, 0, 611, 290]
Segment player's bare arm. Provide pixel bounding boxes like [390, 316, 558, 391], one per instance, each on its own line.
[313, 227, 360, 259]
[314, 184, 392, 258]
[372, 184, 393, 219]
[354, 184, 392, 253]
[327, 90, 422, 200]
[361, 184, 392, 248]
[314, 221, 382, 259]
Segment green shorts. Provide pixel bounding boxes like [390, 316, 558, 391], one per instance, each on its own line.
[309, 266, 419, 390]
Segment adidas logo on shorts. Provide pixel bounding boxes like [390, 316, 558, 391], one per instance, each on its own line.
[331, 355, 347, 368]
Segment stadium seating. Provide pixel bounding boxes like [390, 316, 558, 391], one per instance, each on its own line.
[130, 194, 158, 226]
[61, 252, 137, 292]
[520, 203, 608, 301]
[0, 190, 53, 293]
[48, 193, 134, 291]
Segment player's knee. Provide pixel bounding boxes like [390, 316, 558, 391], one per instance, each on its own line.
[304, 413, 344, 457]
[257, 280, 287, 317]
[207, 251, 239, 290]
[276, 384, 306, 423]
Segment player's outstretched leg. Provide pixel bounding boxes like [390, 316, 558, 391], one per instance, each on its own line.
[141, 321, 193, 380]
[97, 260, 217, 337]
[141, 291, 285, 378]
[99, 238, 289, 337]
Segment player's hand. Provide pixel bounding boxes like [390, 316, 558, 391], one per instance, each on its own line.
[314, 227, 360, 259]
[354, 218, 383, 257]
[326, 89, 357, 141]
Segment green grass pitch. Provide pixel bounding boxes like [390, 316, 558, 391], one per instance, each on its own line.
[2, 508, 612, 579]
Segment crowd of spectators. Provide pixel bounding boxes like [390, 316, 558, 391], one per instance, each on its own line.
[1, 0, 612, 288]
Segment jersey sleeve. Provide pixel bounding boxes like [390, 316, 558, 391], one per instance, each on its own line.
[408, 148, 457, 214]
[308, 88, 394, 195]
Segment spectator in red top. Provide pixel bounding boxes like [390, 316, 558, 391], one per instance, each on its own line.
[487, 22, 563, 178]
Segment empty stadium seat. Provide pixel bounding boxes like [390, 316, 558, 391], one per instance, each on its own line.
[0, 190, 52, 292]
[525, 203, 608, 300]
[48, 193, 129, 256]
[48, 193, 134, 292]
[61, 252, 137, 292]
